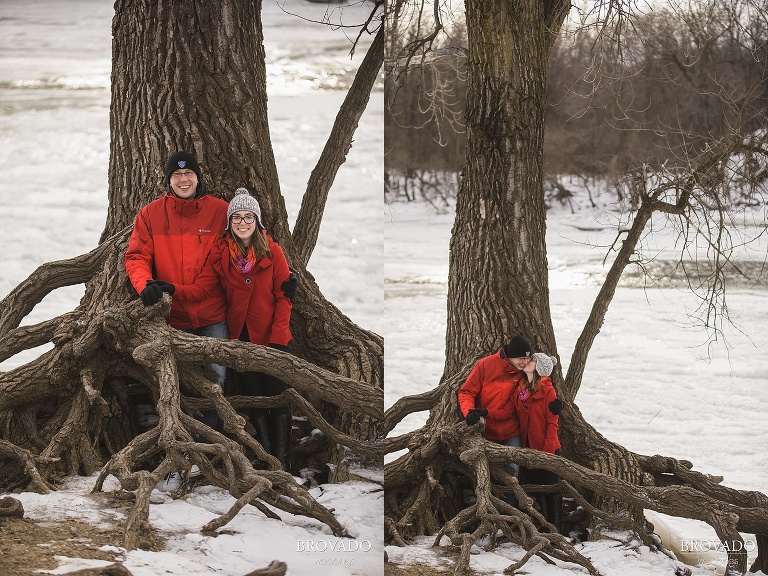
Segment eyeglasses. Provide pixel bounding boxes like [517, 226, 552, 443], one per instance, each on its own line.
[171, 170, 196, 179]
[230, 214, 256, 224]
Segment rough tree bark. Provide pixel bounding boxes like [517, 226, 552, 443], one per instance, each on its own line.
[443, 0, 566, 374]
[384, 1, 768, 574]
[0, 0, 383, 552]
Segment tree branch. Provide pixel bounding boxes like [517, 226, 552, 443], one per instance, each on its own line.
[292, 25, 384, 267]
[168, 331, 384, 420]
[564, 200, 654, 401]
[0, 227, 129, 338]
[564, 137, 766, 400]
[0, 313, 75, 364]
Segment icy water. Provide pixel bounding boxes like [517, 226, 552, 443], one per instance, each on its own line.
[0, 0, 383, 372]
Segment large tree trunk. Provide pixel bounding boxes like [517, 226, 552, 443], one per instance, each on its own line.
[448, 0, 646, 501]
[444, 0, 569, 376]
[105, 0, 279, 237]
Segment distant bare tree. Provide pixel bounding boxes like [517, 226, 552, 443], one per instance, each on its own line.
[386, 1, 768, 203]
[546, 0, 768, 181]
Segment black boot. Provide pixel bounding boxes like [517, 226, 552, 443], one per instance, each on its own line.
[535, 495, 549, 532]
[252, 412, 273, 456]
[546, 493, 562, 534]
[270, 411, 292, 472]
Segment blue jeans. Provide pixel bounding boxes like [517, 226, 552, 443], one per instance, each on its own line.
[498, 436, 522, 477]
[498, 436, 521, 506]
[183, 321, 227, 431]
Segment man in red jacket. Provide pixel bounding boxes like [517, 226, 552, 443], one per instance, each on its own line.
[125, 151, 231, 490]
[126, 151, 229, 327]
[458, 335, 533, 488]
[458, 336, 564, 503]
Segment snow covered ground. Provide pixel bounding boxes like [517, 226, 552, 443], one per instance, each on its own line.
[384, 188, 768, 575]
[12, 474, 383, 576]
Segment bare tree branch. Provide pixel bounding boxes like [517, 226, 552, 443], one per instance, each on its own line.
[293, 25, 384, 267]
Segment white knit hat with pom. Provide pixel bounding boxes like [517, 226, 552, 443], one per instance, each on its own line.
[532, 353, 557, 377]
[226, 188, 263, 229]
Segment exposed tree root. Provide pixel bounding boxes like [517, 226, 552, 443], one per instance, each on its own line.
[244, 560, 287, 576]
[0, 496, 24, 518]
[384, 371, 768, 575]
[65, 564, 135, 576]
[432, 437, 599, 575]
[1, 250, 381, 549]
[0, 440, 57, 493]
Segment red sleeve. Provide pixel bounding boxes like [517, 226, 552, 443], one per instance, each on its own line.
[124, 209, 155, 295]
[542, 380, 560, 454]
[174, 241, 224, 302]
[268, 243, 292, 347]
[485, 377, 518, 420]
[458, 362, 483, 417]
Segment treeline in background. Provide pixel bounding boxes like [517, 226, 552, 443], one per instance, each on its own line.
[385, 1, 768, 207]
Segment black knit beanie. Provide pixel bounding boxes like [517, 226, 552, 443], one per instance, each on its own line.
[504, 335, 532, 358]
[165, 151, 202, 184]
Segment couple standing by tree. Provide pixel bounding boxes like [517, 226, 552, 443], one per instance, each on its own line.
[458, 334, 563, 532]
[124, 151, 298, 490]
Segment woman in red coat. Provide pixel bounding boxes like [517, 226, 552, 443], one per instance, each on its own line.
[515, 352, 562, 533]
[175, 188, 293, 471]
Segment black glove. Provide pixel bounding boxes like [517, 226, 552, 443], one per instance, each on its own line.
[268, 343, 289, 352]
[281, 272, 298, 303]
[549, 397, 564, 415]
[465, 408, 488, 426]
[140, 279, 175, 306]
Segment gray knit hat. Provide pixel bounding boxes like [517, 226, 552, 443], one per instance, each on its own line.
[226, 188, 263, 229]
[532, 353, 557, 377]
